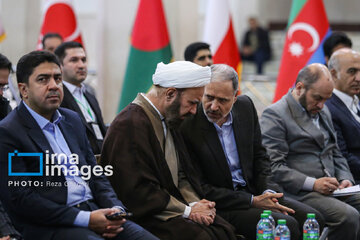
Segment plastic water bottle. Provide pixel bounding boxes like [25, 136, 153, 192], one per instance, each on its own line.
[257, 213, 274, 239]
[275, 219, 290, 240]
[303, 213, 319, 240]
[264, 210, 276, 234]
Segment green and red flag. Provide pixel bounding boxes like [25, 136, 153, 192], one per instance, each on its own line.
[118, 0, 172, 112]
[273, 0, 331, 102]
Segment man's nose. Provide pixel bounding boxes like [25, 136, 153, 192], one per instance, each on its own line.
[210, 102, 219, 111]
[189, 105, 197, 115]
[48, 78, 59, 89]
[317, 101, 325, 110]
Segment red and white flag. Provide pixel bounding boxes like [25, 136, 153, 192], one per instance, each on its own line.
[37, 0, 83, 50]
[203, 0, 242, 86]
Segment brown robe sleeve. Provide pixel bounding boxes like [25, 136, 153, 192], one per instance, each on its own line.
[101, 105, 186, 220]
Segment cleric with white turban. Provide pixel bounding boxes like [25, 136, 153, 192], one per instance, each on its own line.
[152, 61, 211, 88]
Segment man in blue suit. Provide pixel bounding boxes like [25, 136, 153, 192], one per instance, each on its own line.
[0, 51, 157, 240]
[326, 48, 360, 183]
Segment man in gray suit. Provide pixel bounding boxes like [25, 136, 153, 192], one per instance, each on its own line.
[260, 63, 360, 240]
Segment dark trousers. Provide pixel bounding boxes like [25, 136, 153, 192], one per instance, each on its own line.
[241, 50, 268, 74]
[51, 201, 158, 240]
[218, 197, 325, 240]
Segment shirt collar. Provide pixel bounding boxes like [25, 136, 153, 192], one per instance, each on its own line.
[23, 101, 62, 129]
[213, 112, 233, 130]
[333, 88, 359, 109]
[140, 93, 165, 120]
[63, 81, 86, 95]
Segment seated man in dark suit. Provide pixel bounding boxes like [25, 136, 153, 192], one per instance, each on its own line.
[323, 32, 352, 65]
[55, 41, 107, 155]
[0, 51, 157, 240]
[0, 53, 12, 121]
[180, 64, 324, 239]
[184, 42, 213, 67]
[240, 17, 271, 74]
[326, 48, 360, 183]
[0, 200, 22, 240]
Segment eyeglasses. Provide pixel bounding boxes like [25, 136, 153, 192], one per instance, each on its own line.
[0, 85, 9, 91]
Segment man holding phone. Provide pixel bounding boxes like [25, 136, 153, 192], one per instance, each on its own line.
[0, 51, 158, 240]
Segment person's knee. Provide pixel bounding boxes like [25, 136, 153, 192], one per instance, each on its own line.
[342, 207, 360, 228]
[118, 221, 159, 240]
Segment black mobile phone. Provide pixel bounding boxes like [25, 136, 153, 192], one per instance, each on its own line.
[106, 211, 133, 220]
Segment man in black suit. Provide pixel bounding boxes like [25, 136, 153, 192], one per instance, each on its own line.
[0, 51, 157, 240]
[55, 41, 107, 154]
[0, 53, 12, 121]
[326, 49, 360, 183]
[181, 64, 324, 239]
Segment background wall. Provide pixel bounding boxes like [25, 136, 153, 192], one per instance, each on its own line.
[0, 0, 359, 122]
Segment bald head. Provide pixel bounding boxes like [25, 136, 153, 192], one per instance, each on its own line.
[296, 63, 332, 89]
[328, 48, 360, 96]
[293, 63, 334, 115]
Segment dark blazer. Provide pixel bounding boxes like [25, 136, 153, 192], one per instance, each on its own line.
[0, 96, 11, 121]
[101, 100, 236, 240]
[61, 85, 107, 154]
[326, 93, 360, 182]
[0, 102, 123, 240]
[180, 95, 280, 210]
[242, 27, 271, 60]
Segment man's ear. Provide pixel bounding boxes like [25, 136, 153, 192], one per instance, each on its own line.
[165, 87, 177, 101]
[233, 90, 239, 103]
[330, 68, 338, 82]
[294, 82, 305, 96]
[18, 83, 28, 99]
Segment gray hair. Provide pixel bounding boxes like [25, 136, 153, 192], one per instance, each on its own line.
[210, 64, 238, 94]
[328, 54, 340, 72]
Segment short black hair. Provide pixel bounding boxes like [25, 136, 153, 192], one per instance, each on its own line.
[184, 42, 210, 62]
[323, 32, 352, 59]
[42, 32, 63, 48]
[54, 41, 84, 64]
[0, 53, 12, 72]
[16, 51, 61, 84]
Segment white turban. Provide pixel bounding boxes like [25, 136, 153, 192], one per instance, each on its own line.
[152, 61, 211, 88]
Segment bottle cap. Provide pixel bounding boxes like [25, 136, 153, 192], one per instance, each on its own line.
[278, 219, 286, 225]
[261, 213, 269, 218]
[307, 213, 316, 218]
[263, 210, 272, 215]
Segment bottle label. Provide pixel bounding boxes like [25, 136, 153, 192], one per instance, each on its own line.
[303, 230, 319, 239]
[275, 237, 290, 240]
[257, 229, 273, 239]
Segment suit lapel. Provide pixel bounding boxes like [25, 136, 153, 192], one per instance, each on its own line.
[332, 94, 360, 128]
[231, 107, 250, 184]
[285, 92, 325, 148]
[58, 115, 87, 167]
[84, 91, 100, 120]
[18, 102, 55, 154]
[198, 109, 234, 188]
[63, 86, 94, 134]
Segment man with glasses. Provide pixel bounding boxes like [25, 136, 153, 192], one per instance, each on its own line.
[0, 53, 12, 121]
